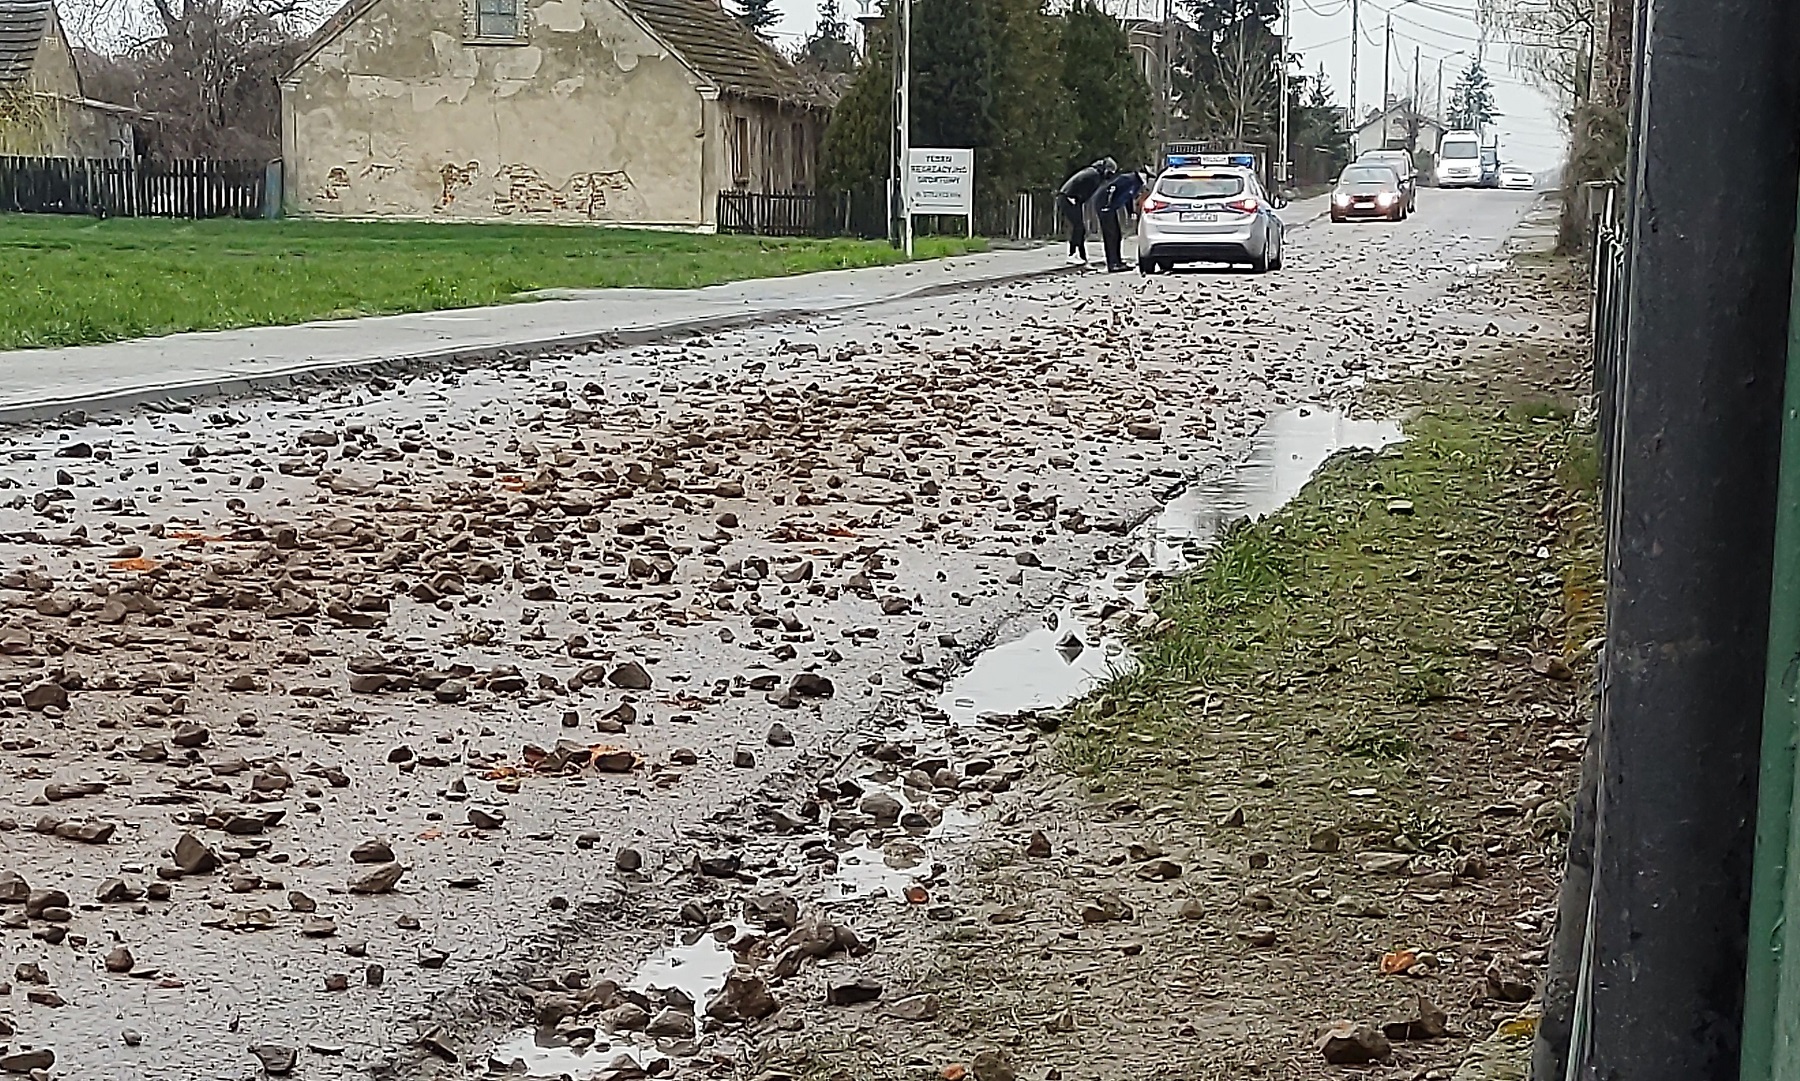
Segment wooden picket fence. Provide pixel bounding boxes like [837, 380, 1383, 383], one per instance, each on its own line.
[0, 156, 268, 218]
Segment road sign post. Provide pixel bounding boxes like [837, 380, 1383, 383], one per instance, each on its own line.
[906, 148, 976, 239]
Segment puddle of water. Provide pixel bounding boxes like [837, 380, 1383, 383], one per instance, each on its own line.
[627, 934, 733, 1004]
[826, 789, 981, 902]
[483, 935, 731, 1076]
[935, 614, 1134, 725]
[485, 1028, 661, 1080]
[1140, 407, 1402, 572]
[937, 406, 1402, 724]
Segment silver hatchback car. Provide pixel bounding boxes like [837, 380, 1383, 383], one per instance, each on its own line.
[1136, 166, 1284, 274]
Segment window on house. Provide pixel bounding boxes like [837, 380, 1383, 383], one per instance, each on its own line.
[474, 0, 523, 40]
[731, 117, 751, 186]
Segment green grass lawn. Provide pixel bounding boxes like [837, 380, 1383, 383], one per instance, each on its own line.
[0, 215, 986, 350]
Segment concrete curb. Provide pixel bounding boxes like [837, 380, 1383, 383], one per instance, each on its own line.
[0, 258, 1084, 426]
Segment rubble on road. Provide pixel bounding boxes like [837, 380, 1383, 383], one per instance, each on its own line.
[0, 206, 1568, 1079]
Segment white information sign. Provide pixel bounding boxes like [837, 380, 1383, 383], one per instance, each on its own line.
[905, 148, 975, 217]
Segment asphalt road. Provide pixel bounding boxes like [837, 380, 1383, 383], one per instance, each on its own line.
[0, 189, 1539, 1080]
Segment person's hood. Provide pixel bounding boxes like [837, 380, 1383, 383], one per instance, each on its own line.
[1094, 157, 1118, 176]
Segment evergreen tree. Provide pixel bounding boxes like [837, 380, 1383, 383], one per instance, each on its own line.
[803, 0, 859, 75]
[822, 15, 894, 189]
[1059, 1, 1153, 170]
[1288, 62, 1350, 180]
[823, 0, 1155, 203]
[733, 0, 779, 38]
[1447, 60, 1500, 130]
[911, 0, 996, 149]
[984, 0, 1078, 192]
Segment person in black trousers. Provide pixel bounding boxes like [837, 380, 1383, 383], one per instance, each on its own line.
[1095, 169, 1146, 272]
[1058, 158, 1116, 265]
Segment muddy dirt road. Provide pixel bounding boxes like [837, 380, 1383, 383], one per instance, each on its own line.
[0, 191, 1538, 1079]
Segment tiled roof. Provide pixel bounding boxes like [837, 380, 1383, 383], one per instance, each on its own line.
[292, 0, 825, 108]
[0, 0, 50, 91]
[627, 0, 825, 107]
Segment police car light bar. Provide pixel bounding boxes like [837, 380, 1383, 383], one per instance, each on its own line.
[1164, 152, 1257, 170]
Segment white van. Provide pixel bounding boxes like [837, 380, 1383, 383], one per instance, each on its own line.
[1437, 131, 1482, 187]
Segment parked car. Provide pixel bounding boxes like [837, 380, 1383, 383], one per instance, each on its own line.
[1355, 149, 1418, 213]
[1330, 164, 1408, 222]
[1499, 166, 1536, 191]
[1137, 165, 1284, 274]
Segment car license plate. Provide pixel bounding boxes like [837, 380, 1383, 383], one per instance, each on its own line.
[1178, 211, 1217, 223]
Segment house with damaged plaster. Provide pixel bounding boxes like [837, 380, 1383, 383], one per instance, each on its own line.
[280, 0, 831, 228]
[0, 0, 134, 156]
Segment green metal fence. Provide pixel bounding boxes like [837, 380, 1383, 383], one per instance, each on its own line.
[1739, 186, 1800, 1081]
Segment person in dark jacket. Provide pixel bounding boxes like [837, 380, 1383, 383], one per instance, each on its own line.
[1058, 157, 1117, 264]
[1095, 169, 1146, 271]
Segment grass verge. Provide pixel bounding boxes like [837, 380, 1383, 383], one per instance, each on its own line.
[1063, 403, 1602, 814]
[0, 216, 986, 350]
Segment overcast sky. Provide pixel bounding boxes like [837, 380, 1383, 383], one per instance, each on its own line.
[762, 0, 1568, 172]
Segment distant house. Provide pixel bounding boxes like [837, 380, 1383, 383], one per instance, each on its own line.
[1351, 99, 1446, 159]
[0, 0, 133, 156]
[280, 0, 831, 227]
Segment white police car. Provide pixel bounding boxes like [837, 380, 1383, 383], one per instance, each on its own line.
[1137, 156, 1284, 274]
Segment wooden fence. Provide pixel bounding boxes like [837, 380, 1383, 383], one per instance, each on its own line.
[716, 189, 886, 240]
[0, 157, 269, 219]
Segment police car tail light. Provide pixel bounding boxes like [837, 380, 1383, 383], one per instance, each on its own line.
[1143, 196, 1171, 213]
[1226, 196, 1260, 214]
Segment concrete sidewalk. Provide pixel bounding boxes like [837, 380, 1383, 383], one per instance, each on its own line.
[0, 198, 1337, 423]
[0, 245, 1081, 423]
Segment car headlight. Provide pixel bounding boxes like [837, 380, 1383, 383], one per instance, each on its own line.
[1376, 193, 1396, 205]
[1332, 193, 1350, 206]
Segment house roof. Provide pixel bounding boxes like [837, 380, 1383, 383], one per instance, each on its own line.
[0, 0, 51, 90]
[628, 0, 826, 108]
[289, 0, 826, 109]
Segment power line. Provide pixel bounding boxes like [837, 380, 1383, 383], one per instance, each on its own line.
[1297, 0, 1352, 16]
[1387, 12, 1485, 42]
[1360, 0, 1478, 23]
[1388, 7, 1578, 46]
[1297, 32, 1355, 50]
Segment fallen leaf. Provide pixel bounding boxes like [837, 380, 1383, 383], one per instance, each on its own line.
[904, 885, 930, 905]
[109, 557, 160, 572]
[1381, 949, 1419, 975]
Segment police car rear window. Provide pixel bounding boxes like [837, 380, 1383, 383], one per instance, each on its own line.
[1158, 175, 1244, 199]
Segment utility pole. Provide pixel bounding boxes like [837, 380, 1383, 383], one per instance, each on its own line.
[1381, 14, 1392, 118]
[1347, 0, 1359, 131]
[1276, 0, 1289, 191]
[1410, 44, 1420, 150]
[1160, 0, 1173, 146]
[897, 0, 913, 258]
[886, 3, 900, 243]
